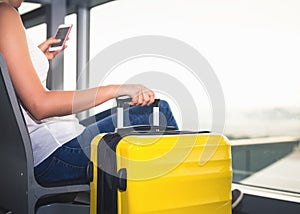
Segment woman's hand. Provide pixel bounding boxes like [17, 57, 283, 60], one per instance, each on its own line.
[38, 37, 68, 60]
[115, 84, 155, 106]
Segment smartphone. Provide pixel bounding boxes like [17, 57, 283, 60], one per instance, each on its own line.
[49, 24, 73, 51]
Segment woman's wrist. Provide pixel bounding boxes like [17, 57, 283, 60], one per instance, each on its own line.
[112, 84, 127, 98]
[99, 84, 121, 100]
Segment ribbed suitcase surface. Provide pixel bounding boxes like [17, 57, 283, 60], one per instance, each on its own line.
[90, 132, 232, 214]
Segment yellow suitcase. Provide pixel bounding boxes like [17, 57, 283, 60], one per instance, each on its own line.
[90, 130, 232, 214]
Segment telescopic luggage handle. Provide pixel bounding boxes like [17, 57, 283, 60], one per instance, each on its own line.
[116, 96, 160, 108]
[116, 96, 160, 128]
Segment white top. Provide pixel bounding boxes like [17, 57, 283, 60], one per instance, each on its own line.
[22, 32, 85, 166]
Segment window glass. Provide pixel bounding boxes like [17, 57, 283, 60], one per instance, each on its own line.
[19, 2, 41, 15]
[90, 0, 300, 195]
[64, 14, 77, 90]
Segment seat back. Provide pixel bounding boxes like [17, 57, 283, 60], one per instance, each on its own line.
[0, 53, 89, 213]
[0, 54, 34, 213]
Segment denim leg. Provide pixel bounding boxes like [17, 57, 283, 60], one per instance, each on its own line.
[34, 139, 91, 187]
[34, 100, 178, 186]
[127, 100, 178, 129]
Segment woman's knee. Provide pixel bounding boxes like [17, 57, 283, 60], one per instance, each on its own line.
[158, 100, 178, 129]
[158, 99, 171, 109]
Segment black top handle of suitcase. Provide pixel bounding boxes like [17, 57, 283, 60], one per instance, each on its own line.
[117, 125, 178, 135]
[115, 96, 177, 133]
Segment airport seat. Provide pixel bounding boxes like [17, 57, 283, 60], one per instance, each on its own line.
[0, 53, 90, 214]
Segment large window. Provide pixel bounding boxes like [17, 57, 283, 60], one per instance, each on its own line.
[90, 0, 300, 195]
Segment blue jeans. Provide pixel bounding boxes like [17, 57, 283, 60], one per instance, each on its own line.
[34, 100, 178, 187]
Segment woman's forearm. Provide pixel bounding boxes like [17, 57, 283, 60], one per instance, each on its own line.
[29, 85, 119, 120]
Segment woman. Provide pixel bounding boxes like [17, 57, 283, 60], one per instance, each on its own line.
[0, 0, 178, 186]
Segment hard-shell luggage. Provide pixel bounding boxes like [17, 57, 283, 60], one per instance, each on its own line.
[90, 98, 232, 214]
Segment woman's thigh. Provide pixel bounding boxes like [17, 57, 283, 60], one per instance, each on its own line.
[34, 139, 90, 187]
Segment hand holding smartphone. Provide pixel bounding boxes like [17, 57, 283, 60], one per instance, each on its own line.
[49, 24, 73, 52]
